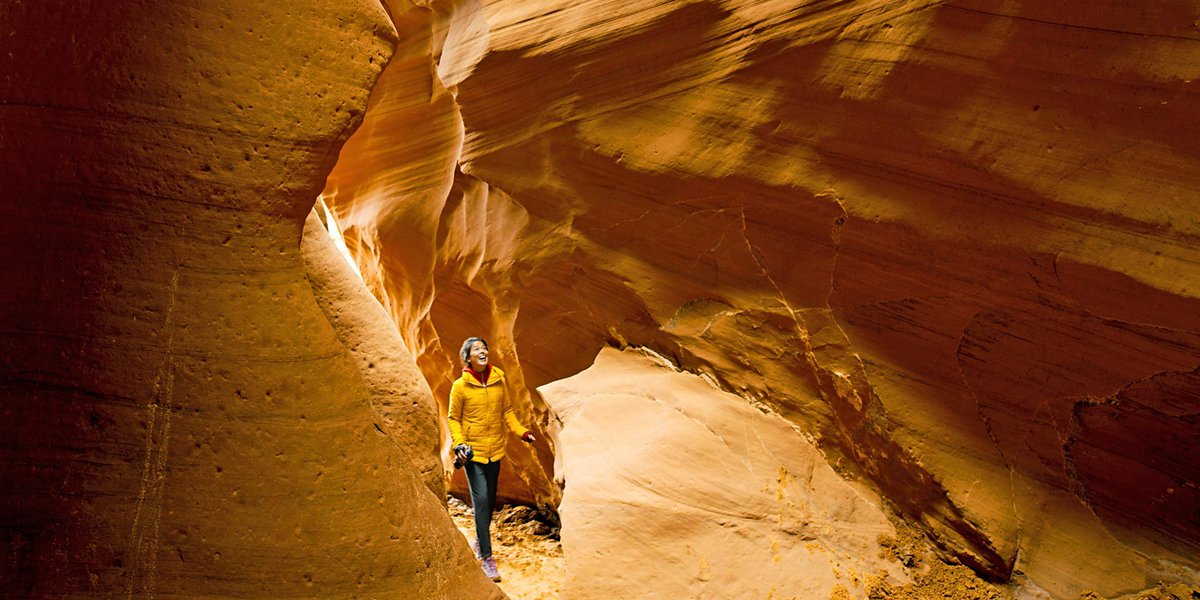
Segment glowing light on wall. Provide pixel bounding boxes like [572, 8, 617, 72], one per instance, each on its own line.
[315, 195, 364, 281]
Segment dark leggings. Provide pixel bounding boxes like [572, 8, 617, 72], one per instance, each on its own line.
[464, 460, 501, 558]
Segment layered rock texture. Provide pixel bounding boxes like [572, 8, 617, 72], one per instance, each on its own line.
[1, 2, 502, 598]
[303, 208, 446, 498]
[3, 0, 1197, 598]
[321, 0, 1200, 598]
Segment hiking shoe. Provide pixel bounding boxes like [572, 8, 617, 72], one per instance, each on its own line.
[481, 555, 501, 582]
[471, 538, 481, 560]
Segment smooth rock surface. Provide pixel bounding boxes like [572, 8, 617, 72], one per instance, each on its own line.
[303, 208, 446, 498]
[544, 347, 910, 599]
[0, 1, 503, 597]
[320, 0, 1200, 597]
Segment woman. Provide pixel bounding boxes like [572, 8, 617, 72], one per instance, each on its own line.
[447, 336, 535, 582]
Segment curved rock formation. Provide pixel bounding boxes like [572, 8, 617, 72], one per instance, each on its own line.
[545, 347, 911, 599]
[0, 1, 502, 597]
[303, 208, 446, 498]
[321, 0, 1200, 597]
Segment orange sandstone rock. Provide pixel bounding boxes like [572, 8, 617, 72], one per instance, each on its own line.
[323, 0, 561, 507]
[544, 347, 912, 599]
[302, 209, 445, 498]
[322, 0, 1200, 597]
[0, 1, 503, 598]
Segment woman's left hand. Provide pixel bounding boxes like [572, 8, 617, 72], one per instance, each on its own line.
[522, 431, 536, 443]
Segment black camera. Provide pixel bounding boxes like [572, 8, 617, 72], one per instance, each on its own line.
[453, 444, 474, 469]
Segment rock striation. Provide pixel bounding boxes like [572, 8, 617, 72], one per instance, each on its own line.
[322, 0, 1200, 597]
[0, 1, 502, 598]
[303, 208, 446, 498]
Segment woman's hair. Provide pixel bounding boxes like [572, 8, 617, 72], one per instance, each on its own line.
[460, 337, 488, 364]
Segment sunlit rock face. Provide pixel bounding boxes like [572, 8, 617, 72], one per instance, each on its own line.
[545, 347, 915, 599]
[0, 2, 502, 598]
[322, 0, 1200, 597]
[302, 209, 446, 499]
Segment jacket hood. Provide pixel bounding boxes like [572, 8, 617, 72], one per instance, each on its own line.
[461, 364, 505, 387]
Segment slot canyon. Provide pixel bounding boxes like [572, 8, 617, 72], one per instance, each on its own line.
[2, 0, 1198, 598]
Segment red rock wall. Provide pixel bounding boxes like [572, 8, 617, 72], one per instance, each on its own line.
[0, 2, 502, 597]
[322, 0, 1200, 596]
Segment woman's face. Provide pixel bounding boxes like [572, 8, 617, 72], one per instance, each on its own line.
[468, 341, 489, 370]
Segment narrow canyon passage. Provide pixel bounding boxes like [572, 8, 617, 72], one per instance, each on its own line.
[3, 1, 1199, 599]
[318, 1, 1200, 598]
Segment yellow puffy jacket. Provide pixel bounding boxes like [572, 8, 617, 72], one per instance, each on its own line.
[447, 365, 529, 464]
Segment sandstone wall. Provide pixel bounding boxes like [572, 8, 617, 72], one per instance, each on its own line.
[0, 1, 502, 597]
[321, 0, 1200, 597]
[303, 209, 446, 499]
[545, 347, 914, 599]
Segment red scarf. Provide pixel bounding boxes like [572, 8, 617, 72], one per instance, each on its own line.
[464, 364, 491, 385]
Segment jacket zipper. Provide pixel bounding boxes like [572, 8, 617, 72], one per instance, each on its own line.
[482, 381, 490, 461]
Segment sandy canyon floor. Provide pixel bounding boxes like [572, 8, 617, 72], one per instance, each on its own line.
[450, 497, 566, 600]
[448, 494, 1199, 600]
